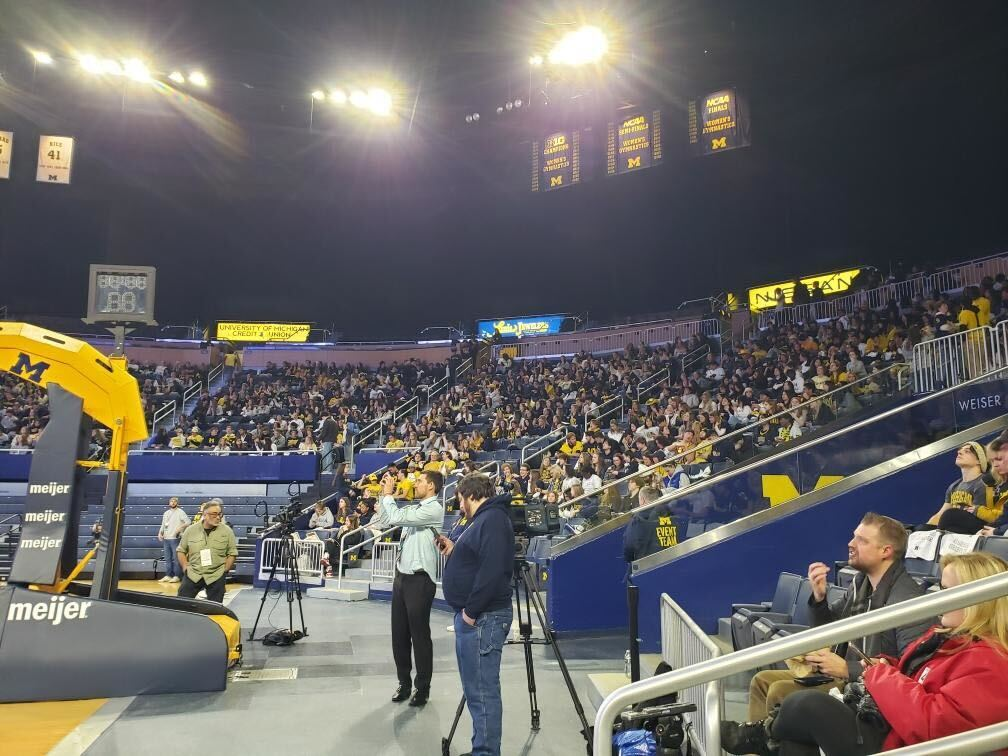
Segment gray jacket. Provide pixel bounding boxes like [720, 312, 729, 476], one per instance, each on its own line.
[808, 559, 934, 680]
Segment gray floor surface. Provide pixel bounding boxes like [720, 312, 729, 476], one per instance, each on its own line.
[83, 589, 624, 756]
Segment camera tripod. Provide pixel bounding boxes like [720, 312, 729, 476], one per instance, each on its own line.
[248, 529, 309, 642]
[441, 559, 593, 756]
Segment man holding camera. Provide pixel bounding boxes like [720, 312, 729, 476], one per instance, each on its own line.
[438, 474, 515, 756]
[377, 469, 445, 707]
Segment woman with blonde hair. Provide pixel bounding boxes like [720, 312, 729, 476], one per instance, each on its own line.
[723, 551, 1008, 755]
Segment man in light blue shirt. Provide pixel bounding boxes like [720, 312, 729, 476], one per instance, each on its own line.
[377, 469, 445, 707]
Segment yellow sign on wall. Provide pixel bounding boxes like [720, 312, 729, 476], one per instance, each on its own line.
[216, 322, 311, 343]
[748, 268, 862, 312]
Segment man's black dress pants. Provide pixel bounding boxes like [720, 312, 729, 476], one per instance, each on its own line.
[391, 570, 437, 691]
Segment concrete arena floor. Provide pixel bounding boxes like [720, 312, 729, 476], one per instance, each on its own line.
[83, 589, 622, 756]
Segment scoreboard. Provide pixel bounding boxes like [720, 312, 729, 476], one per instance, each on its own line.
[688, 88, 751, 156]
[606, 110, 662, 175]
[85, 264, 157, 325]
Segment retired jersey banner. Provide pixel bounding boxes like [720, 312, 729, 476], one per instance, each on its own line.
[216, 322, 311, 343]
[0, 131, 12, 179]
[36, 135, 75, 184]
[688, 89, 751, 156]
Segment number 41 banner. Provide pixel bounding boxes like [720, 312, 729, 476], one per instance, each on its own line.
[0, 130, 12, 180]
[37, 135, 75, 184]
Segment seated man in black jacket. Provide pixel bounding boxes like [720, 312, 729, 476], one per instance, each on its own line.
[721, 512, 934, 755]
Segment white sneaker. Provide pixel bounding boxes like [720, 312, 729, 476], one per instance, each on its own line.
[170, 576, 181, 583]
[158, 575, 171, 583]
[447, 624, 455, 633]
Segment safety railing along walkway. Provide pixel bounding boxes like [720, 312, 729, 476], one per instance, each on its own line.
[912, 320, 1008, 393]
[759, 251, 1008, 328]
[593, 570, 1008, 755]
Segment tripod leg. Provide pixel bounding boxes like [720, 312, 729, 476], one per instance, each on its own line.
[249, 541, 284, 641]
[513, 572, 541, 731]
[521, 564, 593, 747]
[441, 695, 466, 756]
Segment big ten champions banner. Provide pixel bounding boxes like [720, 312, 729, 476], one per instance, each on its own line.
[688, 88, 751, 156]
[607, 110, 663, 175]
[531, 130, 581, 192]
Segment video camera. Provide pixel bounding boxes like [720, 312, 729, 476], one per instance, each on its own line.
[613, 701, 697, 755]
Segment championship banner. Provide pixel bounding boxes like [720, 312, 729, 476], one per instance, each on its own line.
[748, 268, 863, 311]
[0, 131, 12, 180]
[216, 322, 312, 343]
[607, 110, 662, 175]
[476, 315, 566, 340]
[534, 130, 579, 192]
[688, 89, 751, 156]
[36, 135, 75, 184]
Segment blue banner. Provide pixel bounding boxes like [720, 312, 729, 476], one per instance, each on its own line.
[476, 315, 566, 340]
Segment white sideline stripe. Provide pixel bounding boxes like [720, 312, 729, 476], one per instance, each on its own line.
[48, 696, 134, 756]
[48, 586, 248, 755]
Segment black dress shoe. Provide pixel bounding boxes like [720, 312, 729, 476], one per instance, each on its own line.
[720, 720, 772, 756]
[392, 684, 411, 703]
[409, 688, 429, 707]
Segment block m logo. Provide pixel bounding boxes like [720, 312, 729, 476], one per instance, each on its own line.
[549, 175, 564, 187]
[626, 156, 641, 169]
[711, 137, 727, 150]
[10, 353, 50, 383]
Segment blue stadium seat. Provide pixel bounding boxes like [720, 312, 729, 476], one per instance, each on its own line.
[979, 535, 1008, 562]
[750, 579, 815, 647]
[730, 572, 802, 651]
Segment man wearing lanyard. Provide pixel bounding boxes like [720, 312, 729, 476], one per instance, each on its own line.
[176, 499, 237, 604]
[378, 469, 445, 707]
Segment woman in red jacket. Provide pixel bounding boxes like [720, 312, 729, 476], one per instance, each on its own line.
[723, 551, 1008, 755]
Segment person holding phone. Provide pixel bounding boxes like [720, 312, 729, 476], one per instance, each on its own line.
[376, 469, 445, 707]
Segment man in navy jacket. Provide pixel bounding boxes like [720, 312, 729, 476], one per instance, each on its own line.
[438, 474, 514, 756]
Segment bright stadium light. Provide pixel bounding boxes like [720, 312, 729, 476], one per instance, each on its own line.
[31, 50, 54, 65]
[100, 58, 123, 76]
[122, 58, 151, 82]
[168, 70, 185, 84]
[330, 88, 347, 105]
[311, 89, 325, 101]
[79, 53, 103, 74]
[367, 88, 392, 116]
[188, 71, 208, 87]
[349, 89, 368, 108]
[548, 25, 608, 66]
[528, 54, 543, 66]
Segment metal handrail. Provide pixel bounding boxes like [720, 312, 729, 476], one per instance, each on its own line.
[884, 722, 1008, 755]
[152, 399, 176, 429]
[912, 323, 1007, 394]
[636, 367, 669, 403]
[441, 460, 500, 505]
[589, 395, 625, 434]
[336, 524, 402, 589]
[520, 428, 564, 466]
[593, 570, 1008, 754]
[0, 513, 22, 528]
[556, 361, 910, 525]
[680, 343, 711, 375]
[562, 364, 1004, 559]
[456, 357, 473, 382]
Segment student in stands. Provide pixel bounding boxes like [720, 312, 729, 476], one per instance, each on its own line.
[725, 552, 1008, 756]
[938, 438, 1007, 534]
[724, 513, 931, 735]
[927, 441, 990, 527]
[308, 500, 334, 532]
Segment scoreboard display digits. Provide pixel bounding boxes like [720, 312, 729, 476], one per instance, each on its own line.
[85, 264, 158, 325]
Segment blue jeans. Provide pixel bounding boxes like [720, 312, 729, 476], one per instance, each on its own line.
[162, 538, 180, 577]
[454, 607, 512, 756]
[320, 442, 334, 473]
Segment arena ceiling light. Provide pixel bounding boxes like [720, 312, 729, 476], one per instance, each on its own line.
[547, 25, 608, 66]
[311, 89, 326, 101]
[528, 54, 543, 67]
[122, 58, 151, 83]
[78, 53, 104, 74]
[168, 71, 185, 84]
[366, 88, 392, 116]
[30, 50, 54, 65]
[188, 71, 208, 88]
[329, 88, 347, 105]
